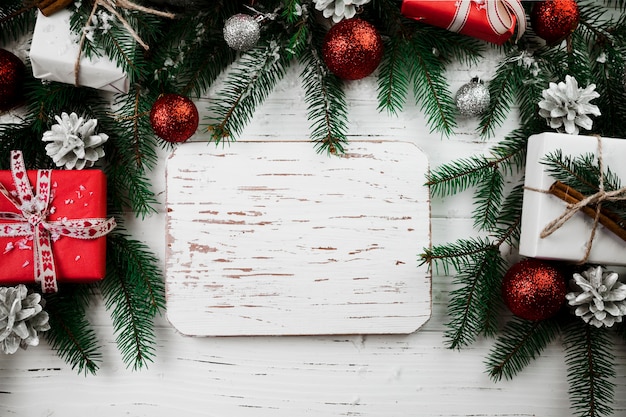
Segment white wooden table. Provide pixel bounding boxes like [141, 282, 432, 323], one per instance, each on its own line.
[1, 50, 625, 417]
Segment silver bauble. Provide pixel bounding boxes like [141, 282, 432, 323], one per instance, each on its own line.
[455, 78, 490, 117]
[223, 14, 261, 51]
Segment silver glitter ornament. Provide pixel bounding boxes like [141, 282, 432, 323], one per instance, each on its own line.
[455, 78, 490, 117]
[223, 14, 261, 51]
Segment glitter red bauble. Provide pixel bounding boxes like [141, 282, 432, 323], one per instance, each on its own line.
[531, 0, 580, 45]
[502, 259, 567, 321]
[322, 18, 384, 81]
[0, 48, 25, 111]
[150, 94, 199, 143]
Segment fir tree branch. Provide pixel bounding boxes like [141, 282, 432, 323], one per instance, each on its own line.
[486, 317, 560, 381]
[492, 183, 525, 247]
[207, 38, 289, 144]
[406, 31, 456, 137]
[0, 1, 36, 44]
[421, 237, 495, 276]
[445, 245, 506, 349]
[427, 127, 529, 197]
[426, 155, 496, 197]
[43, 285, 102, 375]
[101, 232, 162, 370]
[108, 86, 160, 172]
[478, 56, 517, 138]
[376, 36, 410, 116]
[299, 30, 349, 154]
[471, 165, 503, 232]
[563, 322, 616, 417]
[106, 232, 165, 315]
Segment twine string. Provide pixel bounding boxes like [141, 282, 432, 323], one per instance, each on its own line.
[74, 0, 176, 87]
[526, 137, 626, 263]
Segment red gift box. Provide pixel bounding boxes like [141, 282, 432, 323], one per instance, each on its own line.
[0, 151, 115, 292]
[401, 0, 526, 45]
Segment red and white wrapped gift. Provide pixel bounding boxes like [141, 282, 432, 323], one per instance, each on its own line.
[401, 0, 526, 45]
[0, 151, 116, 292]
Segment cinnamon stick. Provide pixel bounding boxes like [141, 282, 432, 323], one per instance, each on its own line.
[37, 0, 73, 16]
[548, 181, 626, 243]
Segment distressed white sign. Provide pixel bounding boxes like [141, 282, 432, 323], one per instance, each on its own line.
[166, 141, 431, 336]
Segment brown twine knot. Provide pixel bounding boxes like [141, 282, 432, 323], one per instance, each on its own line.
[528, 136, 626, 264]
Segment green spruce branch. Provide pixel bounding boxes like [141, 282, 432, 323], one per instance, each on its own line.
[0, 1, 35, 45]
[564, 322, 616, 417]
[299, 23, 348, 154]
[43, 285, 102, 375]
[486, 317, 560, 381]
[376, 36, 410, 116]
[443, 245, 506, 348]
[102, 232, 164, 370]
[406, 32, 456, 137]
[207, 38, 289, 143]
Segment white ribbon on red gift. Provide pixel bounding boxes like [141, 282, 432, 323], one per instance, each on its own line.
[0, 151, 116, 293]
[447, 0, 526, 42]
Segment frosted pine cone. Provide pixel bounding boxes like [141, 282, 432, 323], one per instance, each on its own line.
[313, 0, 371, 22]
[566, 266, 626, 328]
[538, 75, 600, 135]
[0, 285, 50, 354]
[42, 112, 108, 170]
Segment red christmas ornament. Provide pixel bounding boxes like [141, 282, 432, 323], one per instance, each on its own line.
[150, 94, 199, 143]
[322, 18, 383, 81]
[531, 0, 580, 45]
[0, 48, 25, 111]
[502, 259, 567, 321]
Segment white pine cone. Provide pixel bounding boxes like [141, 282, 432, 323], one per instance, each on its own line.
[566, 266, 626, 328]
[538, 75, 601, 135]
[42, 112, 108, 170]
[0, 285, 50, 354]
[313, 0, 371, 22]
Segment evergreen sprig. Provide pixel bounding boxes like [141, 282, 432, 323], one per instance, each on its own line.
[43, 285, 102, 375]
[299, 21, 348, 154]
[0, 0, 35, 44]
[486, 317, 560, 381]
[102, 232, 164, 370]
[564, 323, 616, 417]
[444, 244, 506, 349]
[207, 38, 289, 143]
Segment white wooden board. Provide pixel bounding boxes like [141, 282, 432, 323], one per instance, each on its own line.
[165, 141, 431, 336]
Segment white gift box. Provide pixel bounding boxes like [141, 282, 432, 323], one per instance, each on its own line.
[29, 10, 130, 93]
[519, 132, 626, 266]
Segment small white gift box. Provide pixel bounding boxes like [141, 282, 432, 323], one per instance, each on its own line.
[29, 10, 130, 93]
[519, 132, 626, 266]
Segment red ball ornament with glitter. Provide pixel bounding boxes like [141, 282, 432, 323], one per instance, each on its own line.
[0, 48, 26, 111]
[322, 18, 383, 81]
[502, 259, 567, 321]
[531, 0, 580, 45]
[150, 94, 199, 143]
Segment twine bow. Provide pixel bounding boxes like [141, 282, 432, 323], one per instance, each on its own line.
[538, 137, 626, 263]
[448, 0, 526, 42]
[0, 151, 116, 293]
[74, 0, 176, 87]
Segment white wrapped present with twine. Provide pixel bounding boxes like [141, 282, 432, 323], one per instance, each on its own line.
[29, 9, 130, 93]
[519, 132, 626, 266]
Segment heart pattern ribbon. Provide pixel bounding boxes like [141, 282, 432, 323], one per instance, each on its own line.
[448, 0, 526, 42]
[0, 151, 116, 293]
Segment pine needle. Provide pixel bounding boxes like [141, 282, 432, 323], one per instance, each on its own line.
[43, 285, 102, 376]
[563, 322, 616, 417]
[486, 317, 560, 381]
[101, 233, 164, 370]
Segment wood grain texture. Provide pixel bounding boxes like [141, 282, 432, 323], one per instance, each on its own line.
[166, 141, 431, 336]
